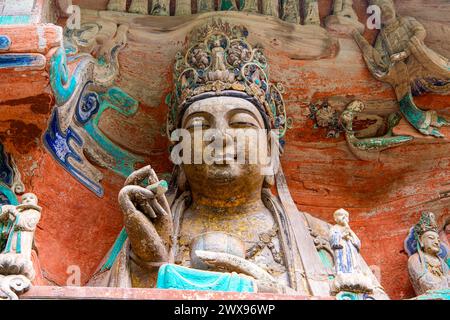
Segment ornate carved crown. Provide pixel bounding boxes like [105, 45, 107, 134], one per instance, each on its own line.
[414, 211, 439, 239]
[166, 19, 288, 138]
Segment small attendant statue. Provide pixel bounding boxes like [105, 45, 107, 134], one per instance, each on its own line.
[407, 212, 449, 296]
[303, 0, 320, 25]
[129, 0, 149, 14]
[0, 193, 41, 299]
[329, 208, 373, 294]
[325, 0, 364, 34]
[107, 0, 127, 12]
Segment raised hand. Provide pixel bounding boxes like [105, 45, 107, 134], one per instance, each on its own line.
[119, 166, 173, 266]
[0, 206, 18, 222]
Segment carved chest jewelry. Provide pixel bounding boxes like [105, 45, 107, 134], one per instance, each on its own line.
[426, 259, 444, 278]
[246, 227, 283, 264]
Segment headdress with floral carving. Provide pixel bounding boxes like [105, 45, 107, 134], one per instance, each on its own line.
[404, 211, 448, 258]
[414, 211, 439, 240]
[166, 19, 288, 139]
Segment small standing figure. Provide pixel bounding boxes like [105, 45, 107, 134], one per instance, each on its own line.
[107, 0, 127, 12]
[129, 0, 149, 14]
[2, 194, 41, 253]
[261, 0, 278, 18]
[325, 0, 364, 34]
[197, 0, 214, 13]
[303, 0, 320, 25]
[211, 39, 227, 71]
[281, 0, 300, 24]
[151, 0, 170, 16]
[406, 212, 449, 296]
[352, 0, 449, 138]
[333, 0, 358, 20]
[329, 208, 373, 294]
[206, 38, 235, 83]
[241, 0, 259, 13]
[0, 193, 41, 299]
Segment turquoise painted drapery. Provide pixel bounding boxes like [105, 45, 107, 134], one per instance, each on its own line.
[156, 263, 255, 293]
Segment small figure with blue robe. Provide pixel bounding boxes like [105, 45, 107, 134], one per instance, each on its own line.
[329, 208, 374, 294]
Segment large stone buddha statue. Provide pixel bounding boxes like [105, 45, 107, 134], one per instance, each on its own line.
[88, 20, 387, 298]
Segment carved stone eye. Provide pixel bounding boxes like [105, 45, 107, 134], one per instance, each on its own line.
[229, 113, 259, 128]
[185, 117, 210, 130]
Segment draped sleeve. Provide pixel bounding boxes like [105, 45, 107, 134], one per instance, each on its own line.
[330, 227, 343, 250]
[351, 233, 361, 252]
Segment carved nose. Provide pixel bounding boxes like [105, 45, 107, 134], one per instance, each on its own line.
[221, 131, 236, 159]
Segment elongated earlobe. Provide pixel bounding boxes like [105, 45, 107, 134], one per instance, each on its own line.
[263, 174, 275, 188]
[177, 166, 188, 192]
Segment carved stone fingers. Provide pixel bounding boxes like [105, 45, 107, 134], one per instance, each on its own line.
[124, 165, 154, 187]
[194, 250, 275, 283]
[119, 185, 169, 263]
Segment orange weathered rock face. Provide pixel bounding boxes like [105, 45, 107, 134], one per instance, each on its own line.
[0, 0, 448, 299]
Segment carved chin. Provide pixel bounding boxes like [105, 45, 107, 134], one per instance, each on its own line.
[427, 247, 441, 255]
[184, 163, 263, 189]
[204, 163, 247, 184]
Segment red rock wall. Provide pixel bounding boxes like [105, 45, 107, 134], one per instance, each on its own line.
[0, 0, 449, 299]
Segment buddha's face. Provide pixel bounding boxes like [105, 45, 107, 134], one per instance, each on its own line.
[180, 96, 269, 204]
[420, 231, 441, 255]
[379, 1, 396, 25]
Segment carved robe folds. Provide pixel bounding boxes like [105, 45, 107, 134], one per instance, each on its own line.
[329, 209, 374, 295]
[408, 253, 450, 295]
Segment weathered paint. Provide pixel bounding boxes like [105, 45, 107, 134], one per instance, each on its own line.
[21, 285, 331, 300]
[0, 53, 45, 70]
[49, 47, 92, 106]
[0, 15, 31, 25]
[399, 93, 448, 138]
[84, 87, 144, 178]
[0, 35, 11, 51]
[43, 111, 104, 196]
[336, 291, 375, 300]
[156, 264, 256, 292]
[0, 184, 18, 206]
[412, 289, 450, 300]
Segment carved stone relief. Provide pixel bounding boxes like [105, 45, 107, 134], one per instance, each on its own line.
[353, 0, 449, 138]
[325, 0, 364, 34]
[45, 22, 143, 197]
[309, 100, 413, 161]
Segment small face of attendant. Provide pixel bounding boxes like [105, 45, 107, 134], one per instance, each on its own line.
[21, 193, 38, 206]
[334, 209, 349, 226]
[379, 1, 396, 25]
[180, 96, 270, 205]
[420, 231, 441, 255]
